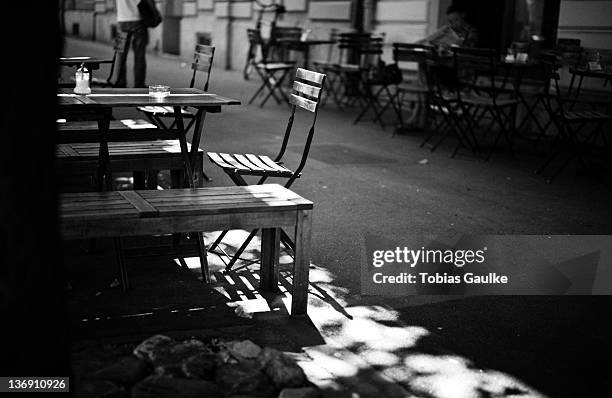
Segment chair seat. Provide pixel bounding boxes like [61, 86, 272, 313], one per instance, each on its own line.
[207, 152, 295, 177]
[256, 62, 295, 71]
[565, 110, 612, 122]
[137, 106, 195, 116]
[461, 94, 518, 107]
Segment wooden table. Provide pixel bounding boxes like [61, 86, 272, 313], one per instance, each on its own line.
[57, 88, 240, 190]
[60, 184, 313, 315]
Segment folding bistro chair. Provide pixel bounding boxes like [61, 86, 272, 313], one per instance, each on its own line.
[268, 25, 303, 62]
[207, 68, 326, 271]
[73, 35, 127, 88]
[387, 43, 434, 135]
[247, 28, 296, 107]
[452, 46, 519, 160]
[536, 53, 612, 182]
[312, 28, 340, 106]
[420, 53, 477, 156]
[353, 35, 396, 128]
[138, 44, 215, 132]
[136, 44, 216, 183]
[314, 32, 372, 108]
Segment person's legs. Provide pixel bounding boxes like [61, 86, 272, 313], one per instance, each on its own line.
[114, 24, 133, 88]
[131, 25, 148, 88]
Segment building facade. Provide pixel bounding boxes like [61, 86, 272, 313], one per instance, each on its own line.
[61, 0, 612, 70]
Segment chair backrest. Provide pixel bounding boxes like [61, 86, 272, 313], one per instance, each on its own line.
[323, 28, 341, 64]
[452, 46, 500, 97]
[361, 36, 384, 68]
[276, 68, 326, 183]
[539, 51, 565, 114]
[271, 26, 303, 42]
[189, 44, 215, 91]
[247, 28, 267, 62]
[269, 26, 302, 62]
[337, 32, 372, 65]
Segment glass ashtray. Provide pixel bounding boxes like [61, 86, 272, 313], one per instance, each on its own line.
[149, 85, 170, 98]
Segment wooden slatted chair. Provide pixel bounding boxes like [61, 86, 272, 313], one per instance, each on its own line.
[536, 53, 612, 182]
[137, 44, 215, 133]
[452, 46, 519, 160]
[312, 28, 341, 106]
[268, 25, 303, 62]
[247, 28, 296, 107]
[353, 35, 395, 128]
[420, 54, 477, 157]
[207, 68, 326, 271]
[315, 32, 372, 109]
[388, 43, 434, 135]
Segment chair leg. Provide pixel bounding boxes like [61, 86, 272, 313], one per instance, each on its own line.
[249, 67, 270, 105]
[171, 169, 184, 248]
[146, 169, 158, 189]
[225, 229, 259, 272]
[195, 232, 210, 283]
[209, 230, 229, 251]
[133, 171, 146, 189]
[260, 228, 280, 293]
[260, 69, 292, 107]
[114, 237, 129, 291]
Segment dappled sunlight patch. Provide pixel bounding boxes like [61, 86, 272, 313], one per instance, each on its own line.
[397, 353, 547, 398]
[306, 350, 360, 378]
[308, 265, 336, 284]
[345, 305, 400, 322]
[404, 354, 472, 374]
[341, 318, 429, 352]
[359, 350, 400, 367]
[226, 298, 272, 318]
[172, 256, 201, 270]
[303, 266, 547, 397]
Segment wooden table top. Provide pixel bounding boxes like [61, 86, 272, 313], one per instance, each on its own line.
[275, 38, 336, 46]
[57, 88, 241, 108]
[60, 184, 313, 221]
[59, 56, 114, 67]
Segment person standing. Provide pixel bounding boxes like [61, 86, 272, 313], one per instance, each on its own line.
[445, 4, 479, 48]
[115, 0, 148, 87]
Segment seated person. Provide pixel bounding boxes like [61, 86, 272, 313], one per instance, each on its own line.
[418, 4, 479, 49]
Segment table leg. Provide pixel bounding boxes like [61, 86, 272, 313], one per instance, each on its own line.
[173, 106, 195, 188]
[97, 109, 112, 191]
[189, 109, 211, 182]
[291, 209, 312, 316]
[260, 227, 280, 293]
